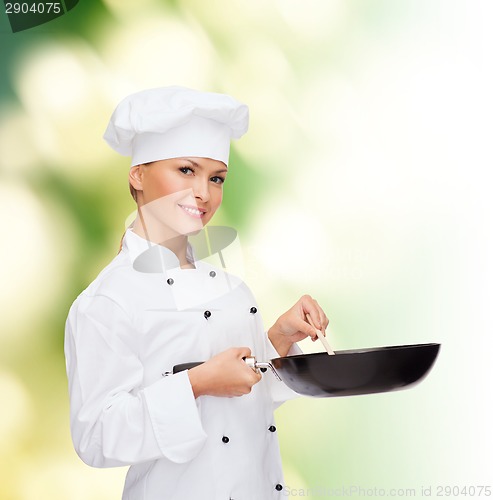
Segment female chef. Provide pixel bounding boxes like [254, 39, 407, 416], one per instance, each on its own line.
[65, 86, 329, 500]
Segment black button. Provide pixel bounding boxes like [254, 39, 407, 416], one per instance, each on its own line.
[275, 484, 283, 491]
[166, 278, 174, 285]
[250, 307, 257, 314]
[222, 436, 229, 443]
[269, 425, 277, 433]
[209, 270, 216, 277]
[204, 310, 211, 319]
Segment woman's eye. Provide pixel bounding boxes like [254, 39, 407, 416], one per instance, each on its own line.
[179, 166, 194, 175]
[210, 176, 225, 185]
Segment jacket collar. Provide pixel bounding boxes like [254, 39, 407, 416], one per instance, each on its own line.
[122, 226, 238, 273]
[122, 229, 193, 272]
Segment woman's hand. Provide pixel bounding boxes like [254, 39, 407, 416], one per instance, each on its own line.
[268, 294, 329, 357]
[187, 347, 261, 398]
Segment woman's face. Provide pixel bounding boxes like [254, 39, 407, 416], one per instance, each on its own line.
[129, 157, 227, 238]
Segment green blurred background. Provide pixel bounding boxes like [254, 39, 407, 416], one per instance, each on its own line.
[1, 1, 492, 498]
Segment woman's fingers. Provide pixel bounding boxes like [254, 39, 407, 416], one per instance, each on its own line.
[305, 313, 323, 342]
[267, 295, 330, 355]
[188, 347, 263, 398]
[290, 314, 319, 340]
[300, 295, 329, 336]
[235, 346, 252, 359]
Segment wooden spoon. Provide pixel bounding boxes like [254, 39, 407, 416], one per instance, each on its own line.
[306, 313, 336, 355]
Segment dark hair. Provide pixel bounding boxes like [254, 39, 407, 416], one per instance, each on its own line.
[129, 183, 138, 202]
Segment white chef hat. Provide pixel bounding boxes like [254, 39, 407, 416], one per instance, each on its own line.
[103, 86, 249, 167]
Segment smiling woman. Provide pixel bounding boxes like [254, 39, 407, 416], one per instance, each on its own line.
[64, 86, 329, 500]
[128, 157, 228, 262]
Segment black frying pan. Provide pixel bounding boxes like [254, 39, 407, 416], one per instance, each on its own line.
[173, 343, 440, 397]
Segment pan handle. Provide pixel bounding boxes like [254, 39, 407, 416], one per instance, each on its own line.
[173, 361, 203, 373]
[172, 357, 282, 381]
[244, 356, 282, 381]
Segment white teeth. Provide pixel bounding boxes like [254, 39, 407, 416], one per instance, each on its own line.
[181, 206, 203, 216]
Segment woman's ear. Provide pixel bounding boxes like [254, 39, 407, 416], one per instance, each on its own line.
[129, 165, 144, 191]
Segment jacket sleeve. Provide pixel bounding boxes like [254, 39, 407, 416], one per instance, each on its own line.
[64, 293, 207, 468]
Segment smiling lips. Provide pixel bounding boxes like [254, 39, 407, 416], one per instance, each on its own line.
[178, 204, 207, 219]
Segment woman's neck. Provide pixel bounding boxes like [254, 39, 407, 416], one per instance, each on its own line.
[132, 214, 194, 269]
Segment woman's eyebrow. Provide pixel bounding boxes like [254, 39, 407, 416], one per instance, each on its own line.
[182, 158, 201, 168]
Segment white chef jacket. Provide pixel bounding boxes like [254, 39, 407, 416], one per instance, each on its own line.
[65, 228, 299, 500]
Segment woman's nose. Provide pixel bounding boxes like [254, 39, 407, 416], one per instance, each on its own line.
[193, 177, 210, 202]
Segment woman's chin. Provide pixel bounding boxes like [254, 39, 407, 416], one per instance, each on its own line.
[172, 218, 205, 236]
[185, 228, 204, 236]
